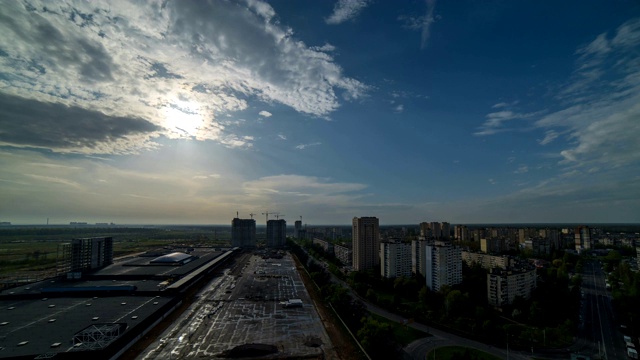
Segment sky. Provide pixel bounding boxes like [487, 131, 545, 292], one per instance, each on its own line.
[1, 0, 640, 225]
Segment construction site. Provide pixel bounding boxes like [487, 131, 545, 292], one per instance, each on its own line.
[138, 250, 334, 359]
[0, 237, 239, 359]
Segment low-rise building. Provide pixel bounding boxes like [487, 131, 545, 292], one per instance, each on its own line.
[312, 238, 334, 253]
[487, 265, 537, 307]
[334, 244, 352, 266]
[461, 251, 512, 270]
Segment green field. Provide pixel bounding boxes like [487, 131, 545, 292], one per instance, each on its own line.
[0, 226, 232, 276]
[425, 346, 501, 360]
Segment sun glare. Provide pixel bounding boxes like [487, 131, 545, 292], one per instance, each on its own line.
[164, 100, 204, 137]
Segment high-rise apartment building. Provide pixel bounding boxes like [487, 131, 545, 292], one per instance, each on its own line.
[266, 219, 287, 248]
[380, 241, 412, 278]
[411, 239, 427, 276]
[352, 217, 380, 271]
[59, 237, 113, 277]
[430, 222, 442, 239]
[419, 222, 431, 238]
[425, 241, 462, 291]
[231, 218, 257, 247]
[575, 226, 591, 253]
[454, 225, 469, 241]
[294, 220, 302, 239]
[441, 222, 450, 240]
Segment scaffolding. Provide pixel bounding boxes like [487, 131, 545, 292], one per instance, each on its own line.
[72, 323, 125, 350]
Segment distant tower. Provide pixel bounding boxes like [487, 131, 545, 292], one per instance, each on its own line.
[294, 220, 302, 239]
[574, 226, 591, 253]
[232, 217, 257, 247]
[352, 217, 380, 271]
[266, 219, 287, 248]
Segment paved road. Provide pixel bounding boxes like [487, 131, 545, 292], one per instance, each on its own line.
[570, 259, 627, 360]
[305, 254, 533, 360]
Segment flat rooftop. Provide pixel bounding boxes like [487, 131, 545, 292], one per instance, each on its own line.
[0, 295, 172, 358]
[96, 249, 224, 277]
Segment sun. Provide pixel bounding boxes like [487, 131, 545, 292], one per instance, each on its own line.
[164, 100, 204, 137]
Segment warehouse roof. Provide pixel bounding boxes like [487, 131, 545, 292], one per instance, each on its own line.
[150, 252, 193, 264]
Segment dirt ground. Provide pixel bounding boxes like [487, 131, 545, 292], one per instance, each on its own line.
[292, 254, 367, 360]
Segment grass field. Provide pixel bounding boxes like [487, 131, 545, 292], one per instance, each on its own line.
[369, 313, 430, 346]
[0, 226, 232, 276]
[425, 346, 501, 360]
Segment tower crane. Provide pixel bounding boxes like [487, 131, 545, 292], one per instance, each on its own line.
[249, 213, 256, 219]
[262, 211, 270, 224]
[275, 214, 285, 220]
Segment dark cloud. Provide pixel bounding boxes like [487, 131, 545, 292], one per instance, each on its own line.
[0, 93, 160, 151]
[145, 62, 183, 80]
[0, 5, 114, 83]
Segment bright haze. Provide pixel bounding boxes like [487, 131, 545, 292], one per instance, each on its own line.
[1, 1, 639, 225]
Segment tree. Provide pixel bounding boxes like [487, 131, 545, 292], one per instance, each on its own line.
[357, 317, 399, 359]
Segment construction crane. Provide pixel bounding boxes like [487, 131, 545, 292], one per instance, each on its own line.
[275, 214, 285, 220]
[262, 211, 270, 224]
[299, 215, 302, 222]
[249, 213, 256, 219]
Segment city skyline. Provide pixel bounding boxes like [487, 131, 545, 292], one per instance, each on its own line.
[1, 1, 640, 225]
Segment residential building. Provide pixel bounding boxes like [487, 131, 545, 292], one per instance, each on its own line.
[481, 238, 506, 254]
[266, 219, 287, 248]
[430, 222, 442, 239]
[425, 240, 462, 291]
[454, 225, 469, 241]
[380, 241, 412, 278]
[575, 226, 591, 253]
[487, 265, 537, 307]
[352, 217, 380, 271]
[524, 237, 551, 255]
[313, 238, 334, 253]
[461, 251, 512, 270]
[294, 220, 302, 239]
[334, 244, 352, 266]
[231, 218, 256, 247]
[411, 239, 427, 276]
[419, 222, 431, 238]
[59, 237, 113, 277]
[441, 222, 451, 240]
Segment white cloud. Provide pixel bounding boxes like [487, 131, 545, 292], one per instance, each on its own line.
[488, 178, 496, 185]
[193, 174, 221, 180]
[311, 43, 337, 52]
[399, 0, 437, 49]
[326, 0, 371, 25]
[536, 17, 640, 168]
[514, 165, 529, 174]
[277, 134, 287, 140]
[0, 0, 368, 154]
[394, 104, 404, 113]
[474, 109, 541, 136]
[259, 110, 272, 117]
[538, 130, 559, 145]
[295, 142, 322, 150]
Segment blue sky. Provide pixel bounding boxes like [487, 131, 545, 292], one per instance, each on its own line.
[1, 0, 639, 225]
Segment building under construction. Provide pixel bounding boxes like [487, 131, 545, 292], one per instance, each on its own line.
[57, 237, 113, 278]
